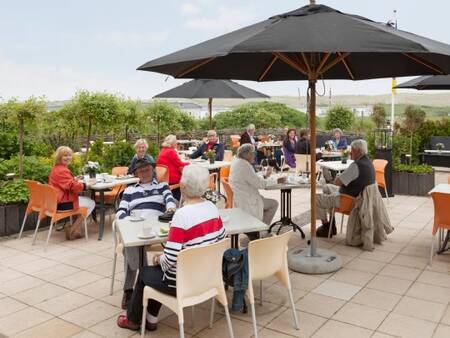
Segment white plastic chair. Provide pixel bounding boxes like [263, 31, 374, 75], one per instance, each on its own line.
[224, 150, 233, 162]
[247, 231, 299, 338]
[140, 239, 234, 338]
[110, 220, 124, 295]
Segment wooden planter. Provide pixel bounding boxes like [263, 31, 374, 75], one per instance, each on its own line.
[392, 170, 435, 196]
[0, 204, 48, 236]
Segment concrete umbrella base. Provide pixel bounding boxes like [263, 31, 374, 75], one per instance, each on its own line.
[288, 247, 342, 274]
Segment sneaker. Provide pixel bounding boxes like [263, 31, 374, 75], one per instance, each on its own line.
[316, 222, 330, 237]
[117, 315, 140, 331]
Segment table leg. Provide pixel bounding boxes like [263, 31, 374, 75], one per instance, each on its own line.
[98, 190, 105, 240]
[437, 230, 450, 254]
[269, 189, 305, 239]
[231, 234, 239, 248]
[217, 169, 221, 194]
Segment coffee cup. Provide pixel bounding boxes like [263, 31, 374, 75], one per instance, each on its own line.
[142, 225, 152, 237]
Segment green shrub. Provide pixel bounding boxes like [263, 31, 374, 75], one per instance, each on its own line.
[69, 153, 85, 176]
[88, 140, 104, 163]
[147, 142, 160, 159]
[0, 179, 29, 205]
[393, 163, 434, 174]
[102, 141, 135, 172]
[0, 132, 19, 159]
[0, 156, 52, 182]
[325, 105, 355, 131]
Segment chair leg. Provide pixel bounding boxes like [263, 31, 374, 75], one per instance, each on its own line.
[259, 280, 263, 306]
[179, 321, 185, 338]
[18, 214, 28, 239]
[430, 234, 435, 265]
[224, 303, 235, 338]
[250, 301, 258, 338]
[45, 221, 55, 250]
[209, 298, 215, 328]
[84, 218, 88, 242]
[190, 306, 195, 329]
[328, 209, 335, 239]
[141, 302, 147, 338]
[32, 219, 42, 245]
[110, 252, 117, 295]
[384, 186, 389, 203]
[340, 214, 345, 234]
[287, 287, 299, 330]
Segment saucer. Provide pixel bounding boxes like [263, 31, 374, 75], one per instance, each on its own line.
[129, 216, 144, 222]
[138, 233, 155, 239]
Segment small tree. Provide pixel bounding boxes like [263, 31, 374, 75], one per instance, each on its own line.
[325, 105, 354, 131]
[403, 105, 426, 157]
[116, 98, 141, 141]
[372, 104, 387, 128]
[2, 97, 46, 177]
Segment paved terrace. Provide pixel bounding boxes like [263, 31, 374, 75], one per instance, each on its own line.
[0, 172, 449, 338]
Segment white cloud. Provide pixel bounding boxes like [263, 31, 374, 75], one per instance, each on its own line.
[180, 2, 201, 15]
[95, 31, 169, 48]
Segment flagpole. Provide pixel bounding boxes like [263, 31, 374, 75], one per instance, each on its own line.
[390, 10, 397, 130]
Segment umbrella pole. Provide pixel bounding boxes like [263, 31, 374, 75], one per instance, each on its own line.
[208, 97, 213, 129]
[309, 79, 318, 257]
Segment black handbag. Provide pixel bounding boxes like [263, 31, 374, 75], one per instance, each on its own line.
[158, 210, 175, 222]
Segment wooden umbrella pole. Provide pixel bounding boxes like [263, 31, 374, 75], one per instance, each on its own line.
[309, 77, 318, 256]
[208, 97, 213, 129]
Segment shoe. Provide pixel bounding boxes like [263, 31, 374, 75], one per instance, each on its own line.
[330, 218, 337, 236]
[117, 315, 140, 331]
[121, 290, 133, 310]
[316, 222, 330, 237]
[146, 321, 158, 331]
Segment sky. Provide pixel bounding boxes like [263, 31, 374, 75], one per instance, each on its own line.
[1, 0, 450, 101]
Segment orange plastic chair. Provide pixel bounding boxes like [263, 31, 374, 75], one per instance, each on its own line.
[429, 192, 450, 264]
[95, 166, 128, 204]
[329, 194, 355, 238]
[32, 184, 88, 249]
[209, 173, 218, 190]
[373, 159, 389, 202]
[221, 179, 233, 209]
[155, 164, 181, 191]
[18, 180, 43, 239]
[220, 166, 230, 182]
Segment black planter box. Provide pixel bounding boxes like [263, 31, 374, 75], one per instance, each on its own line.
[392, 171, 435, 196]
[0, 204, 49, 237]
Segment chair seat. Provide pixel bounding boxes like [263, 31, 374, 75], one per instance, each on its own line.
[53, 207, 88, 223]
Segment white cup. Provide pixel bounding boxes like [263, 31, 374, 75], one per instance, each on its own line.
[142, 225, 152, 237]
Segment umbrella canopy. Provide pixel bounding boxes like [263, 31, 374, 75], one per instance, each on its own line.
[137, 2, 450, 263]
[395, 75, 450, 90]
[154, 79, 269, 128]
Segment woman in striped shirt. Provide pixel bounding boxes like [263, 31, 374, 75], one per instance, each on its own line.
[117, 165, 226, 333]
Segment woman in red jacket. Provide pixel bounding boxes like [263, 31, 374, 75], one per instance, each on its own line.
[48, 146, 96, 240]
[156, 135, 189, 201]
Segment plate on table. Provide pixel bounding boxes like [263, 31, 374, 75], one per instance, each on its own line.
[129, 216, 144, 222]
[137, 232, 156, 239]
[116, 175, 132, 180]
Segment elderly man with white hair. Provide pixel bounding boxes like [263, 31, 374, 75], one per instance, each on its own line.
[190, 130, 224, 161]
[240, 123, 257, 146]
[117, 164, 226, 333]
[315, 139, 376, 237]
[230, 144, 282, 239]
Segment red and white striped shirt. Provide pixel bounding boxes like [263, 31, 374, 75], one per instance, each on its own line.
[159, 201, 226, 288]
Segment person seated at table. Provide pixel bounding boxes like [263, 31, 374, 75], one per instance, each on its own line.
[156, 135, 189, 201]
[230, 144, 282, 239]
[128, 139, 155, 174]
[48, 146, 96, 241]
[116, 158, 177, 310]
[331, 128, 348, 150]
[295, 128, 311, 154]
[314, 139, 375, 237]
[189, 130, 224, 161]
[240, 124, 258, 146]
[282, 128, 297, 168]
[117, 164, 226, 332]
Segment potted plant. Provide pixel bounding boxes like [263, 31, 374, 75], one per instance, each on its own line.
[392, 163, 434, 196]
[83, 161, 100, 178]
[206, 150, 216, 164]
[435, 142, 445, 153]
[341, 149, 349, 164]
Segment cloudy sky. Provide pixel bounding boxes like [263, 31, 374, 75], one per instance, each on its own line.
[1, 0, 449, 100]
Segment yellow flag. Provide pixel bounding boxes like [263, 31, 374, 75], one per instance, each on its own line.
[391, 78, 397, 95]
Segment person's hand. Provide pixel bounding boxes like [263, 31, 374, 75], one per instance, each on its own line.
[277, 176, 287, 184]
[152, 253, 162, 265]
[167, 207, 176, 213]
[85, 178, 96, 187]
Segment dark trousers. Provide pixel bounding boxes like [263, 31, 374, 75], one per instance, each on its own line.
[171, 187, 181, 202]
[127, 265, 176, 323]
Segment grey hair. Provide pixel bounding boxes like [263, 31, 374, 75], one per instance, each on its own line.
[350, 139, 368, 155]
[162, 134, 177, 148]
[246, 124, 256, 131]
[180, 165, 209, 198]
[206, 130, 217, 137]
[134, 138, 148, 149]
[333, 128, 343, 136]
[237, 143, 255, 160]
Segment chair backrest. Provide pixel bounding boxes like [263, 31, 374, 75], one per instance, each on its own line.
[373, 159, 388, 187]
[176, 239, 230, 301]
[338, 194, 355, 214]
[155, 164, 169, 183]
[223, 150, 233, 162]
[112, 166, 128, 176]
[40, 184, 59, 218]
[248, 231, 293, 281]
[294, 154, 311, 173]
[220, 166, 230, 180]
[208, 173, 218, 190]
[221, 179, 234, 209]
[430, 192, 450, 235]
[25, 180, 43, 211]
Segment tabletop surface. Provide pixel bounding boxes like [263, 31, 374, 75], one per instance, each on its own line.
[117, 207, 267, 247]
[429, 183, 450, 194]
[89, 177, 139, 190]
[191, 159, 232, 170]
[317, 160, 353, 171]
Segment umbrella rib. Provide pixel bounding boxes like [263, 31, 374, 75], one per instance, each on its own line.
[301, 53, 312, 74]
[274, 52, 308, 76]
[176, 57, 216, 78]
[402, 53, 444, 75]
[258, 55, 278, 81]
[338, 52, 355, 80]
[318, 52, 350, 76]
[316, 53, 332, 75]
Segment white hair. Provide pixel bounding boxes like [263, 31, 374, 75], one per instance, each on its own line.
[206, 130, 217, 137]
[180, 165, 209, 198]
[351, 139, 368, 155]
[246, 124, 256, 131]
[162, 134, 177, 148]
[134, 138, 148, 149]
[237, 143, 255, 160]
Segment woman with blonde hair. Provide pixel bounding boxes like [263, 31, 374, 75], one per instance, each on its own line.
[48, 146, 96, 240]
[156, 135, 189, 200]
[128, 139, 155, 174]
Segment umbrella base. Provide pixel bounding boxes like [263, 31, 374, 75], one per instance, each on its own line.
[287, 247, 342, 274]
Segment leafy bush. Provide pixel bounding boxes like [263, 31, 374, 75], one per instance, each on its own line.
[371, 104, 387, 128]
[325, 105, 355, 131]
[147, 142, 160, 158]
[102, 141, 135, 172]
[69, 153, 85, 176]
[393, 163, 434, 174]
[0, 132, 19, 159]
[0, 180, 29, 205]
[0, 156, 52, 183]
[415, 119, 450, 152]
[88, 140, 104, 163]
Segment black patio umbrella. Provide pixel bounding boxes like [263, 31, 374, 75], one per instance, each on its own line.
[154, 79, 269, 128]
[395, 75, 450, 90]
[137, 1, 450, 271]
